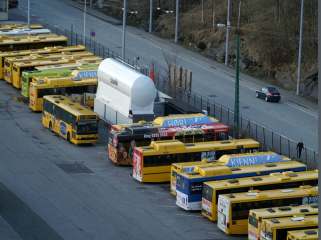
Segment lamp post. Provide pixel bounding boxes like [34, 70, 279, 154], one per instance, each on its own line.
[149, 0, 153, 32]
[224, 0, 231, 65]
[175, 0, 179, 43]
[122, 0, 127, 59]
[83, 0, 87, 45]
[27, 0, 30, 28]
[234, 0, 242, 138]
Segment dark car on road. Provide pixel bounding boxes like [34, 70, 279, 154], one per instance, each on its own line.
[256, 87, 281, 102]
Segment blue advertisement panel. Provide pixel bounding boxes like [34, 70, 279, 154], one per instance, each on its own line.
[73, 70, 97, 80]
[162, 116, 215, 128]
[225, 153, 283, 167]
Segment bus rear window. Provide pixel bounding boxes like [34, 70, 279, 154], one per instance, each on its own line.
[202, 185, 213, 201]
[276, 227, 314, 240]
[231, 197, 305, 220]
[248, 215, 258, 228]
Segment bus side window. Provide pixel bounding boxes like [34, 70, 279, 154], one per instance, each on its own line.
[43, 100, 53, 114]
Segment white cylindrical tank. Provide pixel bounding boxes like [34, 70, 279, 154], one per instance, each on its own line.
[95, 58, 156, 123]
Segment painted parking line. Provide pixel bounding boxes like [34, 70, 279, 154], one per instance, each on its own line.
[175, 213, 204, 218]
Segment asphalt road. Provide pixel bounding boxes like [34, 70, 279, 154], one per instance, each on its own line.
[14, 0, 318, 151]
[0, 80, 242, 239]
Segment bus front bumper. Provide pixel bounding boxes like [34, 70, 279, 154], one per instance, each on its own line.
[72, 135, 98, 144]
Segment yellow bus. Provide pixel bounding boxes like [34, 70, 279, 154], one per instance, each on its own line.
[10, 51, 94, 88]
[260, 215, 318, 240]
[0, 34, 67, 52]
[133, 139, 260, 183]
[217, 185, 318, 235]
[0, 45, 86, 79]
[171, 151, 289, 195]
[42, 95, 98, 144]
[7, 55, 98, 88]
[21, 63, 100, 98]
[29, 70, 97, 112]
[176, 161, 307, 211]
[287, 228, 318, 240]
[201, 170, 318, 222]
[109, 114, 229, 166]
[248, 204, 318, 240]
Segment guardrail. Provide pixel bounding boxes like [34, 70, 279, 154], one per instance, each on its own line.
[46, 23, 318, 169]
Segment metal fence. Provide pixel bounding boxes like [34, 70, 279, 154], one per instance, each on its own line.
[46, 23, 318, 169]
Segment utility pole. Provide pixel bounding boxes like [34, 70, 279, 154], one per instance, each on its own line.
[83, 0, 87, 45]
[296, 0, 304, 96]
[201, 0, 204, 24]
[27, 0, 30, 28]
[234, 0, 242, 138]
[175, 0, 179, 43]
[149, 0, 153, 33]
[122, 0, 127, 59]
[225, 0, 231, 65]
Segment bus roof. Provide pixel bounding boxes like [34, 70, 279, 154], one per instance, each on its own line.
[172, 160, 214, 171]
[0, 34, 67, 45]
[44, 95, 98, 117]
[24, 64, 98, 78]
[34, 58, 101, 71]
[12, 56, 98, 68]
[262, 215, 318, 230]
[115, 122, 229, 140]
[139, 139, 260, 156]
[153, 113, 218, 127]
[180, 161, 306, 179]
[216, 151, 290, 167]
[205, 169, 318, 190]
[0, 45, 85, 57]
[219, 185, 318, 203]
[287, 228, 318, 239]
[10, 51, 93, 64]
[34, 62, 99, 71]
[249, 204, 318, 219]
[0, 23, 43, 30]
[31, 75, 97, 87]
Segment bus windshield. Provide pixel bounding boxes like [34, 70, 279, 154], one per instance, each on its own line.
[76, 120, 98, 134]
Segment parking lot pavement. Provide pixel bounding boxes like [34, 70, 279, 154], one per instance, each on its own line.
[0, 80, 243, 239]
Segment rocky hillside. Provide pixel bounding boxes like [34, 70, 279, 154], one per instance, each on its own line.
[89, 0, 318, 98]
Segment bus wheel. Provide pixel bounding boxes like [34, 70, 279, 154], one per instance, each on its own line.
[67, 132, 71, 143]
[49, 122, 53, 131]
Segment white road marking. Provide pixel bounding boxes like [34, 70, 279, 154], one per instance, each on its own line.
[285, 102, 318, 118]
[158, 205, 177, 208]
